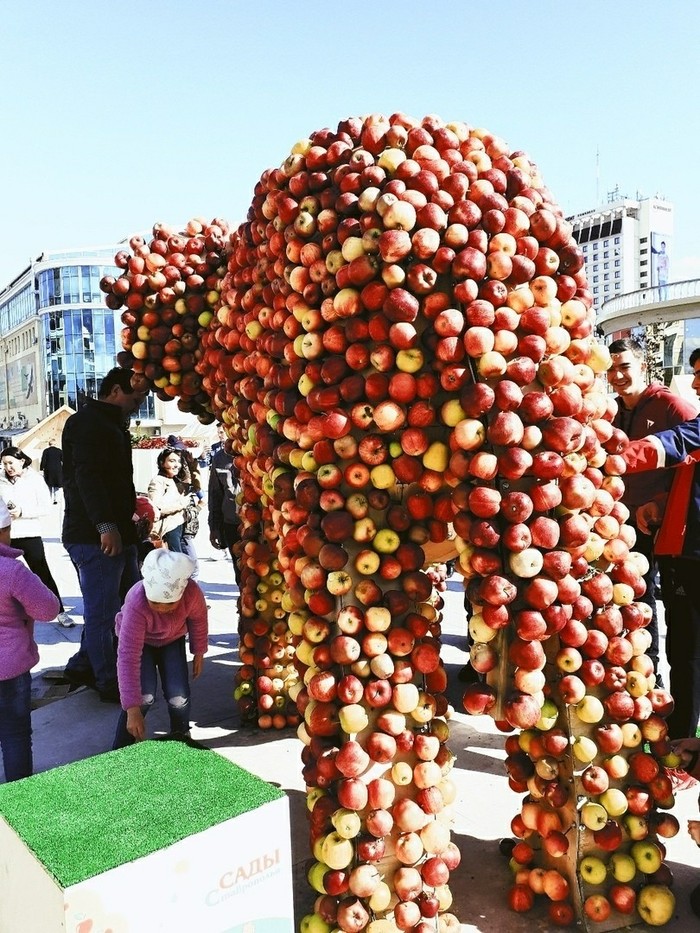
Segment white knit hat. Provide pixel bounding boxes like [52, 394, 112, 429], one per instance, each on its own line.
[142, 549, 195, 603]
[0, 498, 11, 530]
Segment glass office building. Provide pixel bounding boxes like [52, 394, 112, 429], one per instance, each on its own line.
[0, 244, 156, 428]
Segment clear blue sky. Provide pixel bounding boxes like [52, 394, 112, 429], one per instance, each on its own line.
[1, 0, 698, 288]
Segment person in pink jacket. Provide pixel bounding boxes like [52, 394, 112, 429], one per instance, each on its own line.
[112, 548, 208, 748]
[0, 498, 61, 781]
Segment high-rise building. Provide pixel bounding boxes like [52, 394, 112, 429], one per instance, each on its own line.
[567, 193, 674, 311]
[0, 243, 157, 434]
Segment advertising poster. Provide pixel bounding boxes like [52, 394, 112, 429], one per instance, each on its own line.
[650, 232, 671, 291]
[1, 352, 38, 413]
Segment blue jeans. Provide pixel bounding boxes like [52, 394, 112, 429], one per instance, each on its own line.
[0, 672, 32, 782]
[112, 637, 191, 748]
[162, 528, 185, 552]
[65, 543, 140, 693]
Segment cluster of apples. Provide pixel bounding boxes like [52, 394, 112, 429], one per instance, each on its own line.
[235, 536, 300, 729]
[105, 217, 229, 419]
[502, 678, 678, 927]
[117, 109, 677, 929]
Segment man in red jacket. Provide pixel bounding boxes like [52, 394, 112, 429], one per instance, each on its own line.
[608, 337, 698, 684]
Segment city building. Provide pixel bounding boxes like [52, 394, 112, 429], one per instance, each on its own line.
[568, 192, 700, 386]
[567, 191, 674, 312]
[0, 242, 158, 436]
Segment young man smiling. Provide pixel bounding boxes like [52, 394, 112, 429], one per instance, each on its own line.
[608, 337, 698, 682]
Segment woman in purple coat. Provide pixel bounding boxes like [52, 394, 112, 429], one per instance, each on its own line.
[0, 498, 60, 781]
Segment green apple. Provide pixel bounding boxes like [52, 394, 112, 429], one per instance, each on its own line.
[321, 831, 355, 870]
[573, 735, 598, 763]
[396, 348, 425, 373]
[370, 464, 395, 489]
[636, 884, 675, 926]
[307, 860, 328, 894]
[581, 802, 608, 831]
[575, 694, 605, 724]
[623, 814, 649, 841]
[609, 852, 637, 883]
[300, 912, 332, 933]
[579, 855, 607, 886]
[331, 807, 362, 839]
[620, 722, 643, 748]
[536, 698, 559, 731]
[630, 840, 663, 874]
[373, 528, 401, 554]
[423, 440, 449, 472]
[440, 398, 468, 427]
[599, 787, 629, 818]
[338, 703, 369, 734]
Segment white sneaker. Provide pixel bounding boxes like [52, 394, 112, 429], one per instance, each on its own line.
[57, 612, 76, 628]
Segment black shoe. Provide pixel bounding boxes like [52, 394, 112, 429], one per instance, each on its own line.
[98, 686, 121, 704]
[64, 669, 97, 689]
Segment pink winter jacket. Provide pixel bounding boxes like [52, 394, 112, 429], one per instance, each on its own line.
[0, 541, 61, 681]
[115, 579, 208, 709]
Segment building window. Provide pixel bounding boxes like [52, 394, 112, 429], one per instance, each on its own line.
[604, 262, 609, 269]
[614, 259, 620, 267]
[603, 239, 609, 247]
[603, 251, 609, 258]
[593, 275, 599, 283]
[593, 286, 599, 294]
[615, 271, 620, 278]
[593, 264, 599, 272]
[614, 236, 620, 244]
[640, 248, 647, 255]
[640, 260, 648, 267]
[640, 236, 647, 244]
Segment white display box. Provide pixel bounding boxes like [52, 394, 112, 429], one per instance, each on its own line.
[0, 743, 294, 933]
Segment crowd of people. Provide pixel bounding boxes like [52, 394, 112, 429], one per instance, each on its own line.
[0, 367, 241, 781]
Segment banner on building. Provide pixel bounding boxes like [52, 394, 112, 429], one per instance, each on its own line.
[650, 232, 671, 289]
[0, 352, 38, 414]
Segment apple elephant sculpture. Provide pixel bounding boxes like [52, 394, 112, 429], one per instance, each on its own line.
[111, 113, 678, 931]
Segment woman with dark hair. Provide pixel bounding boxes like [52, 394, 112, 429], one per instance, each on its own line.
[0, 446, 74, 627]
[147, 448, 190, 553]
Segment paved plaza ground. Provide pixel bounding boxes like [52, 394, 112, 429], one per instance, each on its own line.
[2, 488, 699, 931]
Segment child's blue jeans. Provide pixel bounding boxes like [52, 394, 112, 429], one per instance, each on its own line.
[0, 672, 32, 781]
[113, 637, 190, 748]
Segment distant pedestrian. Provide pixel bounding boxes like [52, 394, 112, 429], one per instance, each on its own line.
[0, 446, 74, 627]
[0, 498, 61, 781]
[61, 368, 147, 703]
[148, 448, 191, 553]
[112, 548, 208, 748]
[208, 424, 241, 585]
[40, 439, 63, 504]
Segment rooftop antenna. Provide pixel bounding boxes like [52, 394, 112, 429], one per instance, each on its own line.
[596, 146, 600, 207]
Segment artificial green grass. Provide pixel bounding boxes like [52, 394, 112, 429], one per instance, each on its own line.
[0, 741, 284, 888]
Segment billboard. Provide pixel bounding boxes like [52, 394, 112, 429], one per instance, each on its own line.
[650, 232, 671, 290]
[0, 352, 38, 413]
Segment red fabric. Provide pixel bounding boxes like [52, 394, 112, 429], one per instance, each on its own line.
[655, 464, 694, 556]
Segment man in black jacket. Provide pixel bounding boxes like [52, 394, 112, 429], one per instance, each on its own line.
[61, 369, 147, 702]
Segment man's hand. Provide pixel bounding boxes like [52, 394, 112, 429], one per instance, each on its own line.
[192, 654, 204, 679]
[126, 707, 146, 741]
[210, 531, 225, 549]
[100, 529, 123, 556]
[636, 501, 662, 536]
